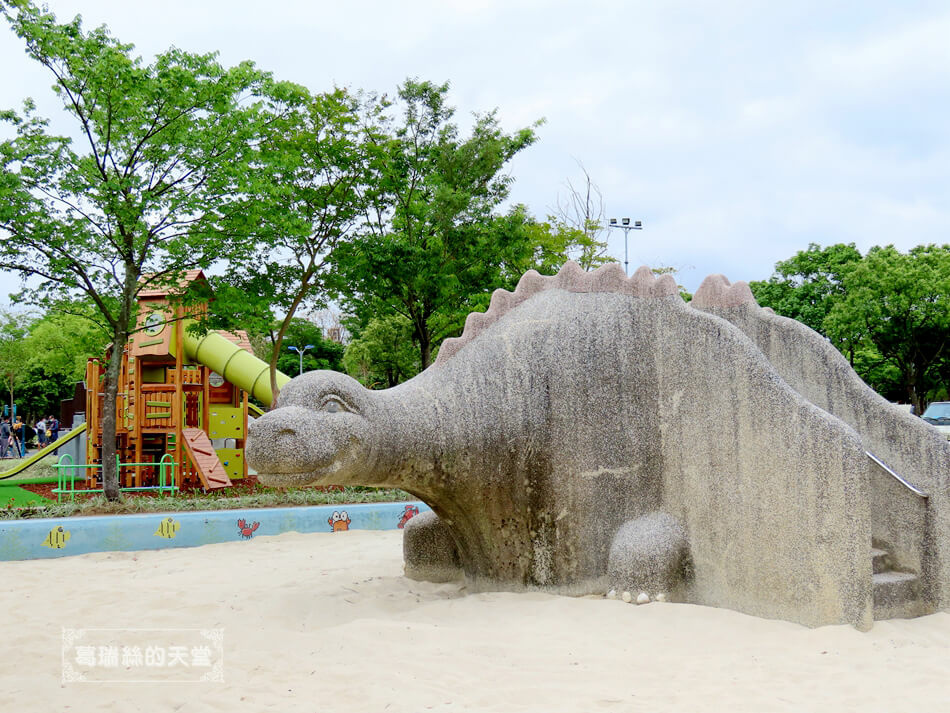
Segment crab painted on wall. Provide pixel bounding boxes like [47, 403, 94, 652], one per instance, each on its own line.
[328, 511, 350, 532]
[237, 519, 261, 539]
[397, 505, 419, 529]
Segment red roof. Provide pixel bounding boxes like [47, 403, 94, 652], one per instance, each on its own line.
[138, 270, 207, 298]
[216, 330, 253, 354]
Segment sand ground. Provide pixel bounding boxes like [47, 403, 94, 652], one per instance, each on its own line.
[1, 530, 948, 712]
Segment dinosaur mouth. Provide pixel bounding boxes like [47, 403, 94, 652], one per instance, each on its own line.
[256, 468, 340, 488]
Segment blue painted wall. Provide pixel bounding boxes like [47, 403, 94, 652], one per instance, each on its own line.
[0, 501, 429, 561]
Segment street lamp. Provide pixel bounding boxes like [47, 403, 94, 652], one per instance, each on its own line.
[287, 344, 314, 375]
[608, 217, 643, 276]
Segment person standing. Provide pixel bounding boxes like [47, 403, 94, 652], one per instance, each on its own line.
[0, 417, 9, 459]
[11, 416, 24, 457]
[48, 415, 60, 455]
[35, 417, 47, 449]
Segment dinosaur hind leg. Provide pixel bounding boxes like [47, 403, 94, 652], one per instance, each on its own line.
[403, 511, 462, 583]
[607, 512, 690, 599]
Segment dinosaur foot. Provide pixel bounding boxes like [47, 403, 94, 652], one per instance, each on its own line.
[403, 511, 462, 583]
[607, 512, 690, 599]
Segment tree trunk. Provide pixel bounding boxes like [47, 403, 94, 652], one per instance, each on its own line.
[102, 272, 135, 502]
[101, 336, 125, 501]
[419, 335, 431, 371]
[268, 275, 313, 408]
[268, 346, 282, 410]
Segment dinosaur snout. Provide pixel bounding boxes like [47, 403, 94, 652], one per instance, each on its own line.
[246, 406, 322, 475]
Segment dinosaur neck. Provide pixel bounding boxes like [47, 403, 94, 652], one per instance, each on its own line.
[364, 362, 546, 500]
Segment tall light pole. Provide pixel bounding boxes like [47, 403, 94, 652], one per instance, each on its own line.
[608, 217, 643, 276]
[287, 344, 314, 376]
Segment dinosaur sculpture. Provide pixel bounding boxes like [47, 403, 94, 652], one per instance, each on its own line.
[246, 261, 950, 629]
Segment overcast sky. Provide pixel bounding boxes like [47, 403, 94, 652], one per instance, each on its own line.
[2, 0, 948, 301]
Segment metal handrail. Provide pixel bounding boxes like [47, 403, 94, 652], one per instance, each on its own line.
[866, 451, 929, 498]
[52, 455, 178, 502]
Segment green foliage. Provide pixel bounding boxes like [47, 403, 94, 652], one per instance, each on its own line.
[751, 242, 950, 413]
[0, 303, 110, 420]
[24, 304, 109, 381]
[0, 310, 31, 412]
[748, 243, 863, 336]
[0, 2, 271, 497]
[342, 313, 420, 388]
[13, 362, 70, 419]
[0, 486, 413, 520]
[274, 317, 344, 375]
[330, 79, 543, 369]
[193, 83, 371, 397]
[826, 244, 950, 413]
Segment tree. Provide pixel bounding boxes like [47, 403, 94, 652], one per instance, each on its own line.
[0, 2, 268, 498]
[752, 242, 950, 412]
[14, 303, 111, 420]
[0, 311, 31, 417]
[331, 79, 541, 369]
[552, 162, 614, 271]
[14, 360, 73, 422]
[342, 313, 419, 388]
[23, 305, 110, 383]
[826, 244, 950, 414]
[194, 83, 371, 402]
[749, 243, 863, 337]
[272, 317, 344, 376]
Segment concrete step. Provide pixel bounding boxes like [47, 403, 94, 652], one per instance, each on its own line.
[872, 570, 928, 620]
[870, 547, 889, 574]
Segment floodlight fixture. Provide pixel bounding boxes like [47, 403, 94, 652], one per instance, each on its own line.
[607, 217, 644, 276]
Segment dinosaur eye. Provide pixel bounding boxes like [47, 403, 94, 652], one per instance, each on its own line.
[322, 396, 347, 413]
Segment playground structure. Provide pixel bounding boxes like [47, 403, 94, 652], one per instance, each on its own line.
[77, 270, 291, 493]
[0, 270, 290, 500]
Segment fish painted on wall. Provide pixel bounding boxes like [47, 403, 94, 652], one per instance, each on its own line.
[154, 517, 181, 539]
[42, 526, 70, 549]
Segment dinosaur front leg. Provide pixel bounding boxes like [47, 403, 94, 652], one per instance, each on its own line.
[607, 512, 691, 600]
[402, 511, 462, 583]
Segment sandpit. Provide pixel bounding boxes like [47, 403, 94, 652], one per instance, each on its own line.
[1, 529, 948, 712]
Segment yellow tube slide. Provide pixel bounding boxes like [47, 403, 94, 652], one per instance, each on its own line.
[183, 331, 291, 407]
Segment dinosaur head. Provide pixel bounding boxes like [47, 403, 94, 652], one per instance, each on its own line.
[246, 370, 375, 487]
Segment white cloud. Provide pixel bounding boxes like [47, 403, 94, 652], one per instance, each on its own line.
[0, 0, 947, 301]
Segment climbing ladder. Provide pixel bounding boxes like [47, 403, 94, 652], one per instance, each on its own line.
[181, 428, 232, 490]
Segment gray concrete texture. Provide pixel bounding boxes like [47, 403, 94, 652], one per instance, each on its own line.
[246, 261, 950, 629]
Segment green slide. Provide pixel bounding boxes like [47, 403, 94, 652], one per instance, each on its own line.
[247, 402, 265, 418]
[183, 330, 291, 407]
[0, 422, 87, 481]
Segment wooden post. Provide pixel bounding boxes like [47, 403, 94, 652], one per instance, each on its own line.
[133, 355, 143, 487]
[85, 359, 99, 488]
[202, 364, 210, 440]
[241, 389, 249, 478]
[174, 305, 184, 491]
